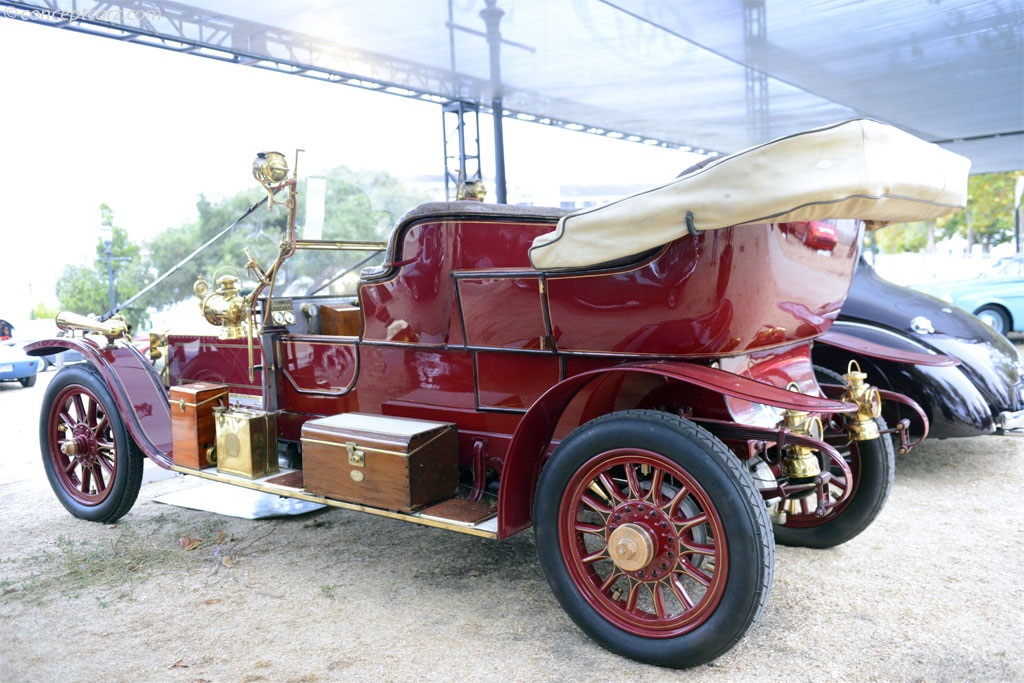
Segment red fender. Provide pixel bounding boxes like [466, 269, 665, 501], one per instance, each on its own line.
[26, 338, 173, 467]
[495, 360, 857, 538]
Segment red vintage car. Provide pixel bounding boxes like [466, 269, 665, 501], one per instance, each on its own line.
[27, 119, 968, 668]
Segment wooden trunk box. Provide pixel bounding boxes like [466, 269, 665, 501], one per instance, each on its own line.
[214, 407, 279, 479]
[319, 305, 362, 336]
[301, 413, 457, 512]
[170, 382, 229, 469]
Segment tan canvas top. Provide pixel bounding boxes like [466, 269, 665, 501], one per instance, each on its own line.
[528, 119, 970, 271]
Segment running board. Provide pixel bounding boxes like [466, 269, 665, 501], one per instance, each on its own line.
[170, 465, 499, 539]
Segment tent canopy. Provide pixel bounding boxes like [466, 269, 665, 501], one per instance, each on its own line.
[5, 0, 1022, 173]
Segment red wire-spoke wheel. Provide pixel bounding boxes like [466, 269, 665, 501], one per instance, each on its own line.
[40, 364, 144, 523]
[534, 410, 774, 669]
[561, 449, 726, 636]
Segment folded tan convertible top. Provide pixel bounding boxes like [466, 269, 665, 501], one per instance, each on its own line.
[528, 119, 970, 271]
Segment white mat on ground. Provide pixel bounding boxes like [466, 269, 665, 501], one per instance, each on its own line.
[155, 481, 325, 519]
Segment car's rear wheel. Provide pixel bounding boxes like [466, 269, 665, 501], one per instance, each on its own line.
[974, 305, 1011, 336]
[771, 415, 894, 549]
[534, 409, 773, 669]
[39, 364, 144, 523]
[19, 375, 36, 388]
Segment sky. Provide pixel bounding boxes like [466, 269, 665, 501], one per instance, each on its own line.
[0, 17, 697, 322]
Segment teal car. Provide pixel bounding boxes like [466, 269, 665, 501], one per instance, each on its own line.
[915, 255, 1024, 336]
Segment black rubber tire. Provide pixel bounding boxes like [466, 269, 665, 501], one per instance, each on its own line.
[772, 415, 894, 549]
[19, 374, 37, 388]
[974, 305, 1011, 336]
[534, 409, 774, 669]
[39, 364, 145, 523]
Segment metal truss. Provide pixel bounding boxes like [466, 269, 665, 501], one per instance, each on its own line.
[1, 0, 716, 155]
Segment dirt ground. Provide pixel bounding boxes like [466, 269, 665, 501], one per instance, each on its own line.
[1, 371, 1022, 683]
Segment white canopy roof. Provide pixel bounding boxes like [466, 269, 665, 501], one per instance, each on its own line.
[9, 1, 1021, 173]
[528, 119, 970, 271]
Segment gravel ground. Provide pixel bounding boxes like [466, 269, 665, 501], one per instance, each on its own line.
[1, 371, 1022, 683]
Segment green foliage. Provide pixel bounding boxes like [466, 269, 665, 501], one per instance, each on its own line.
[873, 171, 1021, 254]
[32, 302, 60, 320]
[872, 221, 931, 254]
[54, 204, 152, 327]
[938, 171, 1021, 252]
[137, 165, 430, 311]
[145, 189, 281, 305]
[52, 168, 430, 325]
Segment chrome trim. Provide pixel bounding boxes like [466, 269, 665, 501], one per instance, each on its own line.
[997, 408, 1024, 434]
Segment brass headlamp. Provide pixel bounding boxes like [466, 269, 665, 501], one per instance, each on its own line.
[252, 151, 289, 198]
[841, 360, 882, 440]
[781, 383, 824, 480]
[194, 273, 249, 339]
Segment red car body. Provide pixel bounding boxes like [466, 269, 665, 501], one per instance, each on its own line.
[27, 120, 969, 669]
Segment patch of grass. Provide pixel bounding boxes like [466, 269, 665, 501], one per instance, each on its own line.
[0, 522, 238, 606]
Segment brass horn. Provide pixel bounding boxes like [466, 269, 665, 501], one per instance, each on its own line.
[55, 311, 130, 343]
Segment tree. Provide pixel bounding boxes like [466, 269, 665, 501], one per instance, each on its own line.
[939, 171, 1021, 254]
[872, 221, 931, 254]
[138, 165, 431, 311]
[54, 204, 152, 326]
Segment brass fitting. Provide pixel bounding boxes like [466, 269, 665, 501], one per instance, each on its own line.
[195, 274, 249, 339]
[55, 311, 130, 345]
[841, 361, 882, 441]
[781, 383, 823, 480]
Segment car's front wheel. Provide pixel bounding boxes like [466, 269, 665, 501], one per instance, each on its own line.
[534, 410, 773, 669]
[39, 364, 144, 523]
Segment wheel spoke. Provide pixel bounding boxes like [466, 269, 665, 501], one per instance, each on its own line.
[91, 464, 108, 493]
[86, 396, 97, 428]
[94, 414, 109, 438]
[58, 410, 76, 430]
[650, 582, 669, 619]
[71, 393, 86, 422]
[97, 452, 115, 476]
[599, 570, 624, 594]
[580, 491, 612, 516]
[574, 520, 606, 537]
[680, 539, 716, 557]
[624, 580, 642, 612]
[597, 472, 625, 503]
[80, 465, 93, 495]
[624, 463, 644, 499]
[648, 468, 665, 504]
[670, 575, 696, 610]
[665, 484, 691, 517]
[675, 511, 709, 534]
[678, 558, 712, 588]
[63, 457, 78, 477]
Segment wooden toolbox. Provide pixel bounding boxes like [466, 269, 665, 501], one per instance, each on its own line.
[170, 382, 229, 469]
[301, 413, 457, 512]
[319, 305, 362, 336]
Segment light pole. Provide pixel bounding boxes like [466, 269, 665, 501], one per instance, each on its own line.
[1015, 176, 1023, 254]
[97, 223, 129, 319]
[99, 223, 117, 316]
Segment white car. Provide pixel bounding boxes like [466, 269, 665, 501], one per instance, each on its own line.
[0, 341, 44, 388]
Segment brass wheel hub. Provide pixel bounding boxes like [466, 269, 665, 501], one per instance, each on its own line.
[608, 523, 655, 572]
[61, 424, 98, 466]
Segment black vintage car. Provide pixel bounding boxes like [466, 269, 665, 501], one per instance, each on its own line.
[815, 257, 1024, 439]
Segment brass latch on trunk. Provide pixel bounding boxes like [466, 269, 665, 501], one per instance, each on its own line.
[345, 442, 365, 467]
